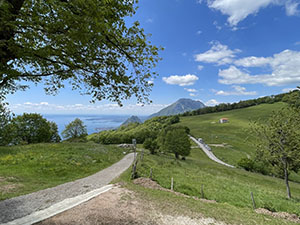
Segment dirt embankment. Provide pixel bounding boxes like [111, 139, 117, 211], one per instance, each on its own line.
[38, 184, 225, 225]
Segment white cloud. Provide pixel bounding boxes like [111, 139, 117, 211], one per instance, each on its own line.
[234, 56, 271, 67]
[194, 42, 241, 65]
[214, 49, 300, 86]
[189, 93, 198, 97]
[282, 87, 298, 92]
[184, 88, 198, 93]
[205, 99, 220, 106]
[197, 65, 204, 71]
[196, 30, 203, 35]
[162, 74, 199, 86]
[202, 0, 299, 26]
[10, 102, 169, 115]
[146, 18, 154, 23]
[214, 85, 257, 96]
[285, 0, 300, 15]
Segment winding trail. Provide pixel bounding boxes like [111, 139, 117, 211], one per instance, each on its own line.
[190, 136, 235, 168]
[0, 153, 135, 224]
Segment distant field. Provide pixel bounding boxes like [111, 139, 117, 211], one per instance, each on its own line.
[0, 142, 125, 200]
[179, 102, 287, 166]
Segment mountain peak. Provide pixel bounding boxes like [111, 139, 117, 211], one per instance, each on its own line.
[121, 115, 142, 126]
[149, 99, 205, 118]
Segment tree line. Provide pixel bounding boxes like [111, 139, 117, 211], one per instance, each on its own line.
[181, 90, 300, 117]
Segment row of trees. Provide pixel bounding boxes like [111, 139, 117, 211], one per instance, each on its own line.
[0, 110, 88, 146]
[90, 115, 181, 145]
[182, 90, 299, 117]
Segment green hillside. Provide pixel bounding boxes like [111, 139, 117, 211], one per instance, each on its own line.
[179, 102, 287, 166]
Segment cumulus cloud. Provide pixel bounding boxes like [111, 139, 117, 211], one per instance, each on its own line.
[197, 65, 204, 71]
[219, 49, 300, 86]
[282, 87, 298, 92]
[184, 88, 198, 93]
[205, 99, 220, 106]
[201, 0, 299, 26]
[162, 74, 199, 86]
[214, 85, 257, 96]
[194, 42, 241, 65]
[285, 0, 300, 15]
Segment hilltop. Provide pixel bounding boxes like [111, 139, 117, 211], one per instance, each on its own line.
[121, 116, 142, 126]
[149, 98, 205, 118]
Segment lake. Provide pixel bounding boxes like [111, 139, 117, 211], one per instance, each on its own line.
[43, 114, 148, 136]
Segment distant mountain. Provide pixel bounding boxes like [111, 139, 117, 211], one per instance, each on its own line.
[121, 116, 142, 126]
[149, 98, 205, 118]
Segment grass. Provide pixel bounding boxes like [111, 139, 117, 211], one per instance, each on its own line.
[0, 142, 125, 200]
[129, 148, 300, 216]
[114, 149, 300, 224]
[179, 102, 287, 165]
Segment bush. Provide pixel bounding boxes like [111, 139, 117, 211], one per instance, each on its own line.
[237, 158, 255, 171]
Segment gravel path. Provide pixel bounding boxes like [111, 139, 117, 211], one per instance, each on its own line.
[190, 136, 234, 168]
[0, 153, 135, 224]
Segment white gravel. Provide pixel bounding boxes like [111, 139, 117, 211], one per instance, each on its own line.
[0, 153, 134, 224]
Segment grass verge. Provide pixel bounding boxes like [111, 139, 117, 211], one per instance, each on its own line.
[0, 142, 125, 200]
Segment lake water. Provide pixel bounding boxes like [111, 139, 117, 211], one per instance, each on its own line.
[43, 114, 148, 136]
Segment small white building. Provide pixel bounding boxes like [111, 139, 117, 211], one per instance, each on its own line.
[219, 118, 229, 123]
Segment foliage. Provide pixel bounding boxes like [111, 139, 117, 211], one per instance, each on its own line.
[0, 100, 13, 146]
[0, 142, 124, 200]
[143, 138, 158, 154]
[9, 113, 61, 145]
[282, 88, 300, 108]
[62, 118, 88, 140]
[0, 0, 162, 104]
[251, 106, 300, 198]
[182, 91, 299, 117]
[158, 127, 191, 159]
[89, 115, 180, 144]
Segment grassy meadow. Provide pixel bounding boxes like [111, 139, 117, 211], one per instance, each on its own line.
[0, 142, 125, 200]
[179, 102, 287, 166]
[115, 146, 300, 224]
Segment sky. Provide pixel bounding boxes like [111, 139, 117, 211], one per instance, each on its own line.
[6, 0, 300, 115]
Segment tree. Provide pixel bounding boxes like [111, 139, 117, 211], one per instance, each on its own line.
[143, 138, 158, 154]
[0, 0, 162, 104]
[10, 113, 61, 144]
[62, 118, 87, 140]
[158, 127, 191, 159]
[252, 107, 300, 199]
[0, 100, 13, 145]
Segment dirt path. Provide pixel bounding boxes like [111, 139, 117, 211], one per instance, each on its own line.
[0, 153, 135, 224]
[38, 186, 227, 225]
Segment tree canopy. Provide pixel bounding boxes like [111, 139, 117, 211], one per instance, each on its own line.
[0, 0, 161, 104]
[62, 118, 87, 140]
[158, 127, 191, 159]
[252, 107, 300, 199]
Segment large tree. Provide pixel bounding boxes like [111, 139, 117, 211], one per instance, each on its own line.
[252, 107, 300, 199]
[0, 0, 161, 104]
[158, 127, 191, 159]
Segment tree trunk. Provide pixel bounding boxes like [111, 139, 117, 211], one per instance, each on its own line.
[284, 160, 291, 199]
[175, 152, 179, 159]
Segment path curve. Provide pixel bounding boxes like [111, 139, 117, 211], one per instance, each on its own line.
[190, 136, 234, 168]
[0, 153, 135, 224]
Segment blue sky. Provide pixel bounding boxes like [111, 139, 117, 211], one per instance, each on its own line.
[6, 0, 300, 115]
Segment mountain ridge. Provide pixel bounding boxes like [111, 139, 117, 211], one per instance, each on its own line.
[149, 98, 205, 118]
